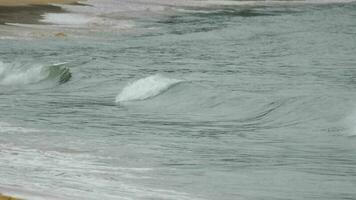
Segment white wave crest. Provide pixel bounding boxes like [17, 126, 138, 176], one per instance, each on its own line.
[0, 61, 71, 86]
[40, 13, 96, 25]
[115, 74, 182, 102]
[0, 122, 38, 133]
[0, 62, 45, 85]
[40, 12, 134, 30]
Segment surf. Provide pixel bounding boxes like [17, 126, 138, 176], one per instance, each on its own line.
[0, 61, 71, 86]
[115, 74, 182, 103]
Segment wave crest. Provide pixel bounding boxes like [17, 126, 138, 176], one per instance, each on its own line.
[116, 74, 182, 102]
[0, 61, 71, 86]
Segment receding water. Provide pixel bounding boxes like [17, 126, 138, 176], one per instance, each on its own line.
[1, 1, 356, 200]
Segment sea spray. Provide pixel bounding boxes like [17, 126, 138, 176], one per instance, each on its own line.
[0, 61, 71, 86]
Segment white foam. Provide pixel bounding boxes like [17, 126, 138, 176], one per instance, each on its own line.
[41, 13, 96, 25]
[44, 0, 209, 30]
[0, 36, 19, 40]
[0, 122, 38, 133]
[0, 61, 68, 86]
[0, 61, 47, 86]
[0, 142, 203, 200]
[0, 66, 45, 86]
[116, 74, 182, 102]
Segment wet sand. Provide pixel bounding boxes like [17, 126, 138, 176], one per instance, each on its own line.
[0, 5, 63, 24]
[0, 193, 22, 200]
[0, 0, 83, 25]
[0, 0, 78, 6]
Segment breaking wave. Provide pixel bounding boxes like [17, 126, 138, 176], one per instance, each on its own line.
[0, 61, 71, 86]
[116, 74, 183, 102]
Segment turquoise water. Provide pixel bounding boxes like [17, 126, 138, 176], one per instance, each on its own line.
[1, 1, 356, 199]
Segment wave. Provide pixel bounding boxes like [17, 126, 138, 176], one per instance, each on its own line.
[115, 77, 342, 132]
[40, 13, 134, 31]
[0, 122, 38, 133]
[40, 13, 94, 25]
[115, 74, 182, 102]
[0, 61, 71, 86]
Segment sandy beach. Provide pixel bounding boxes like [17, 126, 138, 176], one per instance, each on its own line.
[0, 5, 64, 24]
[0, 193, 21, 200]
[0, 0, 77, 6]
[0, 0, 82, 25]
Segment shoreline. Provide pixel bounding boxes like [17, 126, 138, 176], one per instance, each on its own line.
[0, 1, 84, 25]
[0, 5, 64, 25]
[0, 0, 78, 6]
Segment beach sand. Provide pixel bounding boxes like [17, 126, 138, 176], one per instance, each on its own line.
[0, 193, 22, 200]
[0, 0, 78, 6]
[0, 0, 82, 24]
[0, 5, 63, 24]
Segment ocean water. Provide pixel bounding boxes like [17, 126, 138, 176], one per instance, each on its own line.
[1, 0, 356, 199]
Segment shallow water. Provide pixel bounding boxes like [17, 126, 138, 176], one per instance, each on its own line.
[1, 1, 356, 200]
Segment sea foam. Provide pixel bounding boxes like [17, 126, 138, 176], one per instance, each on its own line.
[40, 13, 95, 25]
[115, 74, 182, 102]
[0, 122, 38, 133]
[0, 61, 71, 86]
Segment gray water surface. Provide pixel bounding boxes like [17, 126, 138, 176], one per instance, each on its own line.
[1, 2, 356, 200]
